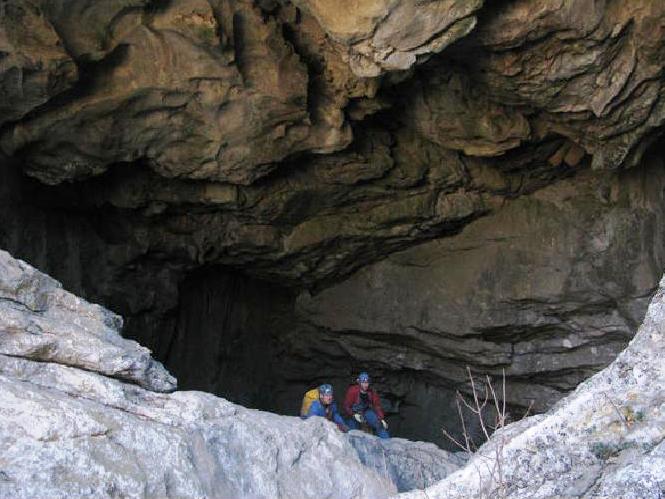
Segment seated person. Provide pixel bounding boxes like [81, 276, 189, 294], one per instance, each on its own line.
[343, 372, 390, 438]
[306, 384, 349, 432]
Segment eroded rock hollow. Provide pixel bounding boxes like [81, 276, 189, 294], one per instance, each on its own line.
[2, 0, 665, 447]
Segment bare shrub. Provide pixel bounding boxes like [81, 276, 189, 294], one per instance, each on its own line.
[442, 367, 533, 498]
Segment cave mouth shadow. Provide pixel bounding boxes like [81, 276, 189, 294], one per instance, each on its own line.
[160, 263, 501, 450]
[6, 141, 665, 450]
[162, 265, 298, 411]
[160, 265, 382, 424]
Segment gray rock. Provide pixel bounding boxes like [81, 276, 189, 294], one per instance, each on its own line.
[0, 249, 176, 392]
[399, 273, 665, 498]
[348, 432, 468, 492]
[0, 354, 396, 499]
[0, 248, 465, 498]
[2, 0, 665, 462]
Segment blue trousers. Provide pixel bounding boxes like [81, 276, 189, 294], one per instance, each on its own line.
[347, 409, 390, 439]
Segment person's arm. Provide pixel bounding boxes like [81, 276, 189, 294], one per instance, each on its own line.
[371, 390, 385, 420]
[306, 400, 323, 418]
[332, 403, 348, 430]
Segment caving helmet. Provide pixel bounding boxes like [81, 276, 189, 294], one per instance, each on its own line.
[357, 372, 370, 384]
[318, 384, 333, 396]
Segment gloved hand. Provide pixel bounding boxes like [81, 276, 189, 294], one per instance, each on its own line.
[337, 424, 349, 433]
[380, 419, 388, 430]
[353, 413, 365, 424]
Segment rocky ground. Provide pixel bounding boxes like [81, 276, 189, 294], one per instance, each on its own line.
[1, 244, 664, 497]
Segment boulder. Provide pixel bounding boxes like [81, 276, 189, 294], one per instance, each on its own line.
[348, 432, 468, 492]
[0, 249, 176, 392]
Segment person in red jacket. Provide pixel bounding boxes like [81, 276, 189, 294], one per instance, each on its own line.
[343, 372, 390, 438]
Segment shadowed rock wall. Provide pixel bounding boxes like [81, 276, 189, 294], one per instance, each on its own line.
[167, 267, 295, 409]
[285, 156, 665, 445]
[150, 149, 665, 448]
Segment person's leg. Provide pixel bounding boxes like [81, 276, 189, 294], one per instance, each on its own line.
[364, 410, 390, 438]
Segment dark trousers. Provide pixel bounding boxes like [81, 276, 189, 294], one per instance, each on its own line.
[347, 409, 389, 438]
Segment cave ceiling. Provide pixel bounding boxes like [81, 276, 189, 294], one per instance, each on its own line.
[4, 0, 664, 288]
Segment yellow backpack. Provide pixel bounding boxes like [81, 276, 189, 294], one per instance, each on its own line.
[300, 388, 319, 416]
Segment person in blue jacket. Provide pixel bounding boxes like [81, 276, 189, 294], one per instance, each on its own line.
[306, 384, 349, 433]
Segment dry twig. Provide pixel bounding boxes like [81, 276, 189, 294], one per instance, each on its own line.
[441, 367, 523, 499]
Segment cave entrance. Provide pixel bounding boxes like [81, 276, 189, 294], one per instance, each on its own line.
[164, 266, 392, 427]
[165, 266, 296, 411]
[163, 264, 474, 448]
[5, 141, 665, 451]
[157, 146, 665, 450]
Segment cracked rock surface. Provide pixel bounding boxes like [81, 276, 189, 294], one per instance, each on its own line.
[2, 0, 664, 184]
[0, 249, 176, 392]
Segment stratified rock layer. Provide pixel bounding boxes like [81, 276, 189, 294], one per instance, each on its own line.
[1, 0, 357, 185]
[2, 0, 664, 185]
[281, 158, 665, 445]
[0, 249, 176, 392]
[291, 0, 482, 77]
[1, 247, 663, 498]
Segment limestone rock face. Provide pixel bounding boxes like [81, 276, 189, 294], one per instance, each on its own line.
[0, 353, 398, 499]
[2, 0, 664, 183]
[404, 67, 531, 157]
[0, 355, 398, 498]
[291, 0, 483, 77]
[401, 270, 665, 498]
[6, 0, 662, 187]
[0, 249, 465, 498]
[0, 0, 356, 185]
[349, 432, 468, 493]
[0, 249, 176, 392]
[457, 0, 665, 170]
[285, 158, 665, 442]
[2, 0, 665, 451]
[0, 0, 78, 127]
